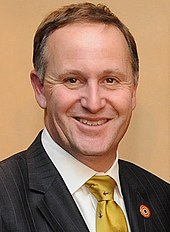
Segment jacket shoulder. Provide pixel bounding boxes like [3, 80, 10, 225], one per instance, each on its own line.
[119, 159, 170, 191]
[0, 151, 28, 186]
[0, 132, 42, 183]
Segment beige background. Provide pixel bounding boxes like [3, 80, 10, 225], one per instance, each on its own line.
[0, 0, 169, 182]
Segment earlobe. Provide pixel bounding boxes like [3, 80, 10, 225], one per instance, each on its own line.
[30, 70, 47, 109]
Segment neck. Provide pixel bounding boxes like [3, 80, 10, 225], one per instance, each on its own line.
[74, 152, 117, 172]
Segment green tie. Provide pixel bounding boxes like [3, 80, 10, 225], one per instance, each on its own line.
[86, 175, 128, 232]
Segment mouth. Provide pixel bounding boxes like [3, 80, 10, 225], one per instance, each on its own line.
[75, 117, 108, 126]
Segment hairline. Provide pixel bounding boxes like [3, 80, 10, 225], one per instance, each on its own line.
[36, 21, 139, 85]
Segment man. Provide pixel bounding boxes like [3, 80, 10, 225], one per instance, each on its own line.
[0, 2, 169, 232]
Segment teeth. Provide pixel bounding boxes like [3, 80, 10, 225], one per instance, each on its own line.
[78, 118, 107, 126]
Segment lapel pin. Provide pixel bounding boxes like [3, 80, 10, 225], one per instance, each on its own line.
[140, 204, 151, 218]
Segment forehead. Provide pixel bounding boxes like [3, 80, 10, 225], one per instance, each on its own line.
[47, 22, 130, 54]
[45, 23, 132, 77]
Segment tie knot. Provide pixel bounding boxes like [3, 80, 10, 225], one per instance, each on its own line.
[85, 175, 116, 201]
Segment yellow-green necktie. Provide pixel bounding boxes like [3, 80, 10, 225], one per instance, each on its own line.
[86, 175, 128, 232]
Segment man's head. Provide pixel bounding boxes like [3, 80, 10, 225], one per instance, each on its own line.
[33, 2, 139, 84]
[31, 3, 139, 171]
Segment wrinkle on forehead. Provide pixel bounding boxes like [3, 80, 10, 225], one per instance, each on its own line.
[45, 23, 133, 82]
[47, 23, 131, 58]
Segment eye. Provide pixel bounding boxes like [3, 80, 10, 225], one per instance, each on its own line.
[69, 78, 78, 83]
[105, 78, 117, 84]
[100, 76, 120, 90]
[64, 77, 82, 89]
[104, 77, 119, 85]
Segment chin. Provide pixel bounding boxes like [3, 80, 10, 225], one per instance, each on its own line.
[74, 144, 113, 157]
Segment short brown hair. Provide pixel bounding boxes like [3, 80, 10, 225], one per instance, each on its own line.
[33, 2, 139, 84]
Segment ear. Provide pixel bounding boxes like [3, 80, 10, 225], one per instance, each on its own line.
[30, 70, 47, 109]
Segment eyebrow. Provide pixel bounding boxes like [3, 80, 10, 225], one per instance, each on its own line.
[50, 68, 127, 79]
[101, 69, 126, 78]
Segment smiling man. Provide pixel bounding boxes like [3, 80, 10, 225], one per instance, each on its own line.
[0, 3, 169, 232]
[31, 22, 136, 173]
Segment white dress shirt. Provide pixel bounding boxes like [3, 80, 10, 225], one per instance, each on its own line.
[41, 128, 131, 232]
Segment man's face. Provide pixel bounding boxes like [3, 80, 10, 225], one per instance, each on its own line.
[31, 23, 137, 165]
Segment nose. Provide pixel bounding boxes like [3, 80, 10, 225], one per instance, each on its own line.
[80, 82, 106, 113]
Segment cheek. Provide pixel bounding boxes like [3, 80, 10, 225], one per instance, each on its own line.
[111, 90, 134, 114]
[47, 87, 78, 113]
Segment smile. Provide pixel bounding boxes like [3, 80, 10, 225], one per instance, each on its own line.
[76, 118, 108, 126]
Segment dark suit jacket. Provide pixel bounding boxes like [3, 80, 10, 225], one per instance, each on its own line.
[0, 132, 169, 232]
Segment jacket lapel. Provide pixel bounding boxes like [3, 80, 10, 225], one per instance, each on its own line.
[26, 133, 89, 232]
[119, 160, 153, 232]
[37, 176, 89, 232]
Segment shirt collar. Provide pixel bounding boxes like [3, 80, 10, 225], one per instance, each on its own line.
[41, 128, 123, 197]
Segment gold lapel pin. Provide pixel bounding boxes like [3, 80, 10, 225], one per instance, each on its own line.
[140, 204, 151, 218]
